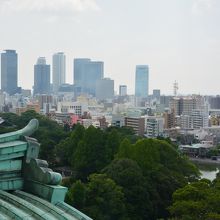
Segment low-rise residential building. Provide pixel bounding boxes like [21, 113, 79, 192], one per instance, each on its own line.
[179, 143, 214, 157]
[15, 103, 40, 115]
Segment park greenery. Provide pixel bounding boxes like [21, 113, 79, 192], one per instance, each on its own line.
[0, 111, 220, 219]
[169, 177, 220, 220]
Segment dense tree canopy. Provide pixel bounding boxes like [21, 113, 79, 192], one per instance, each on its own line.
[103, 159, 153, 220]
[113, 138, 199, 219]
[169, 178, 220, 220]
[65, 174, 127, 220]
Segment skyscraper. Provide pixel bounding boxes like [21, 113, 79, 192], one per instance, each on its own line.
[135, 65, 149, 98]
[1, 50, 18, 95]
[52, 52, 66, 93]
[34, 57, 50, 95]
[119, 85, 127, 96]
[74, 58, 90, 90]
[96, 78, 114, 100]
[74, 58, 104, 96]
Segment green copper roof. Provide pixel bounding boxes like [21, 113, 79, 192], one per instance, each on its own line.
[0, 119, 93, 220]
[0, 190, 87, 220]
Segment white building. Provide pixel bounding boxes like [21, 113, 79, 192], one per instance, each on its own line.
[52, 52, 66, 93]
[145, 116, 164, 138]
[57, 101, 88, 116]
[180, 115, 192, 129]
[82, 119, 93, 128]
[191, 109, 209, 129]
[111, 114, 125, 127]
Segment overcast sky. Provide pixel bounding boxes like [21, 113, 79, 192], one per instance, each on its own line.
[1, 0, 220, 95]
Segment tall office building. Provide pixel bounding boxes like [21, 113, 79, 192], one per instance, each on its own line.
[119, 85, 127, 96]
[74, 58, 90, 90]
[1, 50, 18, 95]
[74, 58, 104, 96]
[96, 78, 114, 100]
[153, 89, 161, 99]
[52, 52, 66, 93]
[34, 57, 50, 95]
[209, 96, 220, 109]
[135, 65, 149, 98]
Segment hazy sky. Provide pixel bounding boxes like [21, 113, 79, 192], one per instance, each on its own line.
[1, 0, 220, 95]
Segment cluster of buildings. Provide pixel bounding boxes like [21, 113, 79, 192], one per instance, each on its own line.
[1, 49, 220, 152]
[1, 50, 149, 99]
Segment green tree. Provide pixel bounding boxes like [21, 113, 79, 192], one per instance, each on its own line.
[104, 158, 154, 220]
[105, 129, 120, 160]
[72, 126, 110, 180]
[84, 174, 127, 220]
[106, 126, 139, 143]
[56, 124, 85, 165]
[65, 180, 86, 210]
[115, 138, 199, 219]
[169, 179, 220, 220]
[115, 138, 132, 159]
[0, 112, 20, 127]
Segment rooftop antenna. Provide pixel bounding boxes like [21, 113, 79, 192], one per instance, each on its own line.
[173, 81, 178, 96]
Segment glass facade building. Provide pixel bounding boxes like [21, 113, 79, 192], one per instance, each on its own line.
[74, 58, 104, 96]
[96, 78, 114, 100]
[34, 57, 50, 95]
[135, 65, 149, 98]
[1, 50, 18, 95]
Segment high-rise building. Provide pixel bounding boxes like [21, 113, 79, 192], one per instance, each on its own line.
[209, 96, 220, 109]
[52, 52, 66, 93]
[73, 58, 104, 96]
[164, 110, 175, 129]
[135, 65, 149, 98]
[169, 96, 205, 116]
[96, 78, 114, 100]
[191, 109, 209, 129]
[145, 116, 164, 138]
[160, 95, 172, 108]
[153, 89, 160, 99]
[119, 85, 127, 96]
[1, 50, 19, 95]
[74, 58, 90, 89]
[34, 57, 50, 95]
[124, 116, 145, 136]
[35, 94, 53, 109]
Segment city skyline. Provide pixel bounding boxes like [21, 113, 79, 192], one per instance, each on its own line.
[1, 0, 220, 95]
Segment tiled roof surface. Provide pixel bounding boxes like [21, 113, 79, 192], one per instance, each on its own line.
[0, 190, 91, 220]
